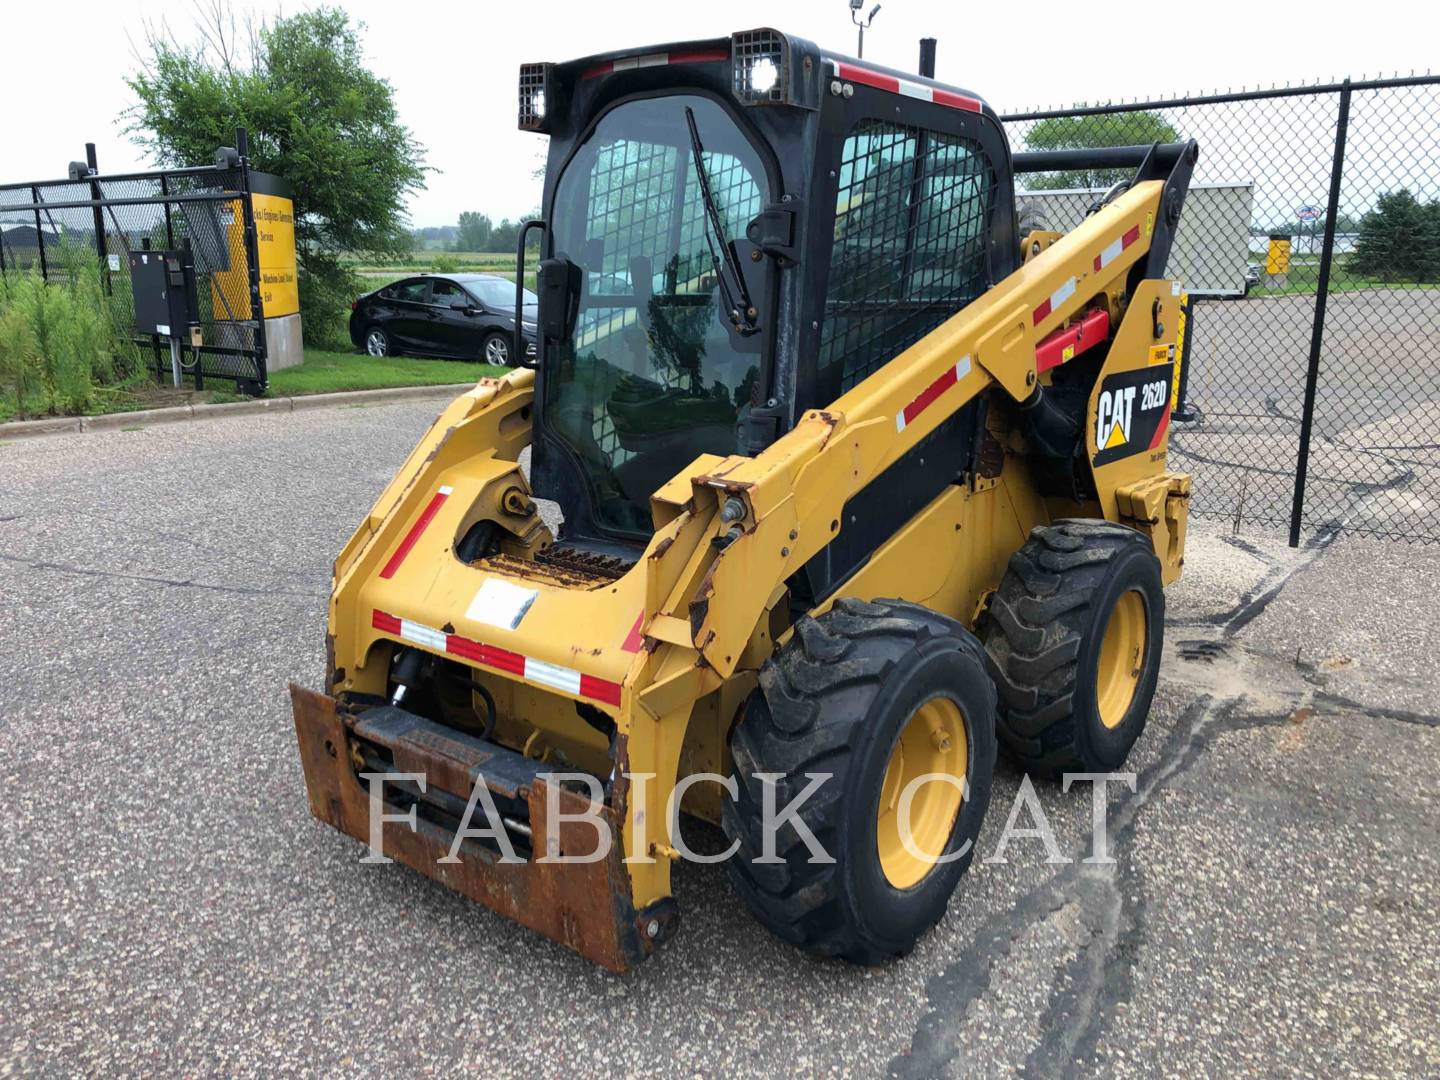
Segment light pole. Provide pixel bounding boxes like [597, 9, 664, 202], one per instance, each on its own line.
[849, 0, 882, 58]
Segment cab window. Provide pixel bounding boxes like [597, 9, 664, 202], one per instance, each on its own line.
[818, 121, 995, 391]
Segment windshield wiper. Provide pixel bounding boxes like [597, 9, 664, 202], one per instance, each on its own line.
[684, 106, 759, 336]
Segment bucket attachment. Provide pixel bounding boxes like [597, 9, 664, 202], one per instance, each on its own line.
[289, 685, 673, 972]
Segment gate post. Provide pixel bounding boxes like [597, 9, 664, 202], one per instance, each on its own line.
[86, 143, 110, 295]
[1288, 80, 1352, 547]
[236, 127, 269, 392]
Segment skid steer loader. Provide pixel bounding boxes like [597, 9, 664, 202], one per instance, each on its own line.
[291, 28, 1196, 971]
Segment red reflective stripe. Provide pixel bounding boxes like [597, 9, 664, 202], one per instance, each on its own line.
[1149, 407, 1172, 450]
[837, 62, 899, 94]
[1035, 309, 1111, 373]
[441, 632, 524, 675]
[931, 88, 981, 112]
[581, 61, 614, 79]
[621, 611, 645, 652]
[668, 48, 729, 64]
[1122, 224, 1141, 250]
[902, 364, 959, 427]
[579, 674, 623, 706]
[379, 490, 450, 580]
[1032, 297, 1053, 326]
[377, 610, 622, 705]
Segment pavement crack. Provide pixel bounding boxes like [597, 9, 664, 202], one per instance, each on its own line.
[0, 551, 325, 599]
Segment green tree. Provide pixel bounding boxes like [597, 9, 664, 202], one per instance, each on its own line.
[454, 211, 492, 252]
[1349, 189, 1440, 283]
[125, 5, 427, 347]
[1022, 111, 1181, 191]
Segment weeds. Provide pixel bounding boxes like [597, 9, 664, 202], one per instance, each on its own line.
[0, 257, 143, 419]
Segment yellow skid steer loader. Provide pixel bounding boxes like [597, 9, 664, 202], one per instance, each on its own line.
[292, 28, 1196, 971]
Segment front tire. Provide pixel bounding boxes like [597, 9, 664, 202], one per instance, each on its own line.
[482, 331, 513, 367]
[982, 520, 1165, 779]
[723, 598, 997, 964]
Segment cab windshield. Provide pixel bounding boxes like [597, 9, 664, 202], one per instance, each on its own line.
[546, 94, 768, 535]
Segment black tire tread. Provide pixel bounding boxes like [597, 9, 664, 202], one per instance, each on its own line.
[982, 519, 1159, 778]
[722, 597, 995, 962]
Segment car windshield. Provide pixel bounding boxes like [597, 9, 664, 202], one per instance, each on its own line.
[468, 278, 537, 310]
[545, 94, 768, 535]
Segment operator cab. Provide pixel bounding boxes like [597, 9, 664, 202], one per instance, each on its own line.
[518, 28, 1017, 544]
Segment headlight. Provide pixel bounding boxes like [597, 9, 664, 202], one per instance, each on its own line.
[518, 63, 554, 132]
[748, 56, 779, 95]
[730, 28, 819, 109]
[731, 29, 787, 104]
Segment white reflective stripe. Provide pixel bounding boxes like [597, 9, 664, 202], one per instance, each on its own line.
[895, 412, 908, 433]
[897, 81, 932, 101]
[1097, 236, 1123, 269]
[615, 52, 668, 71]
[955, 355, 972, 381]
[523, 658, 583, 696]
[438, 485, 453, 496]
[1050, 277, 1077, 310]
[399, 618, 447, 652]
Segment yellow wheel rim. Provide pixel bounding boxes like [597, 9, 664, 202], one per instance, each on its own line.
[1096, 590, 1147, 730]
[876, 697, 969, 889]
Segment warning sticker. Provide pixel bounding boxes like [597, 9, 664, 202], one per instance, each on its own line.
[465, 578, 538, 631]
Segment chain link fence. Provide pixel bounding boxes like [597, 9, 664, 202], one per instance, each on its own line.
[0, 149, 268, 391]
[1003, 75, 1440, 544]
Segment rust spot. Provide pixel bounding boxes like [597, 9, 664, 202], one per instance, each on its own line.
[689, 597, 710, 639]
[650, 536, 675, 560]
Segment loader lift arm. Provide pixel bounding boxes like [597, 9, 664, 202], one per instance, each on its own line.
[680, 142, 1198, 680]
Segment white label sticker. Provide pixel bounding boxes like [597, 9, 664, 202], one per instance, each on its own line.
[107, 253, 120, 272]
[465, 578, 538, 631]
[1171, 280, 1182, 296]
[156, 324, 170, 336]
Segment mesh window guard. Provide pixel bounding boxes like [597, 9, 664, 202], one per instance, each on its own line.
[819, 120, 995, 391]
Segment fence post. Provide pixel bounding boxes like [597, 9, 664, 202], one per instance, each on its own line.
[1288, 80, 1352, 547]
[31, 186, 48, 280]
[1173, 294, 1199, 421]
[160, 173, 174, 249]
[236, 127, 269, 391]
[86, 143, 110, 294]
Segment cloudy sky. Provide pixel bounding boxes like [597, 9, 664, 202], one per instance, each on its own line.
[6, 0, 1436, 226]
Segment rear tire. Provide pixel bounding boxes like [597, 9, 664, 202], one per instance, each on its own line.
[723, 598, 997, 964]
[981, 519, 1164, 779]
[364, 326, 392, 357]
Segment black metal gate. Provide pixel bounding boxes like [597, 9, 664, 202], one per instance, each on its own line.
[1003, 75, 1440, 544]
[0, 135, 268, 391]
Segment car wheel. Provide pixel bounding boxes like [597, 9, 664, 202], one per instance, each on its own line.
[482, 331, 512, 367]
[364, 327, 392, 357]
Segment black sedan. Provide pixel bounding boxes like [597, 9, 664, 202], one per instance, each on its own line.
[349, 273, 537, 365]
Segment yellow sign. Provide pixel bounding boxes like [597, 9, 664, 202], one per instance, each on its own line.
[1266, 237, 1291, 275]
[211, 185, 299, 320]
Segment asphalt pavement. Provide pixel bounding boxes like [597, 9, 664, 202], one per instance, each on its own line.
[1, 399, 1435, 1077]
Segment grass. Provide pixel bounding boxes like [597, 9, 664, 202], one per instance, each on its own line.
[264, 349, 504, 395]
[1246, 253, 1438, 297]
[0, 348, 504, 423]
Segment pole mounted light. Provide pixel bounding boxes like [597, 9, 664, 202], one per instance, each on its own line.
[849, 0, 882, 58]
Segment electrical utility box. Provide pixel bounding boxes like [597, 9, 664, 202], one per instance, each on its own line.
[129, 248, 199, 338]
